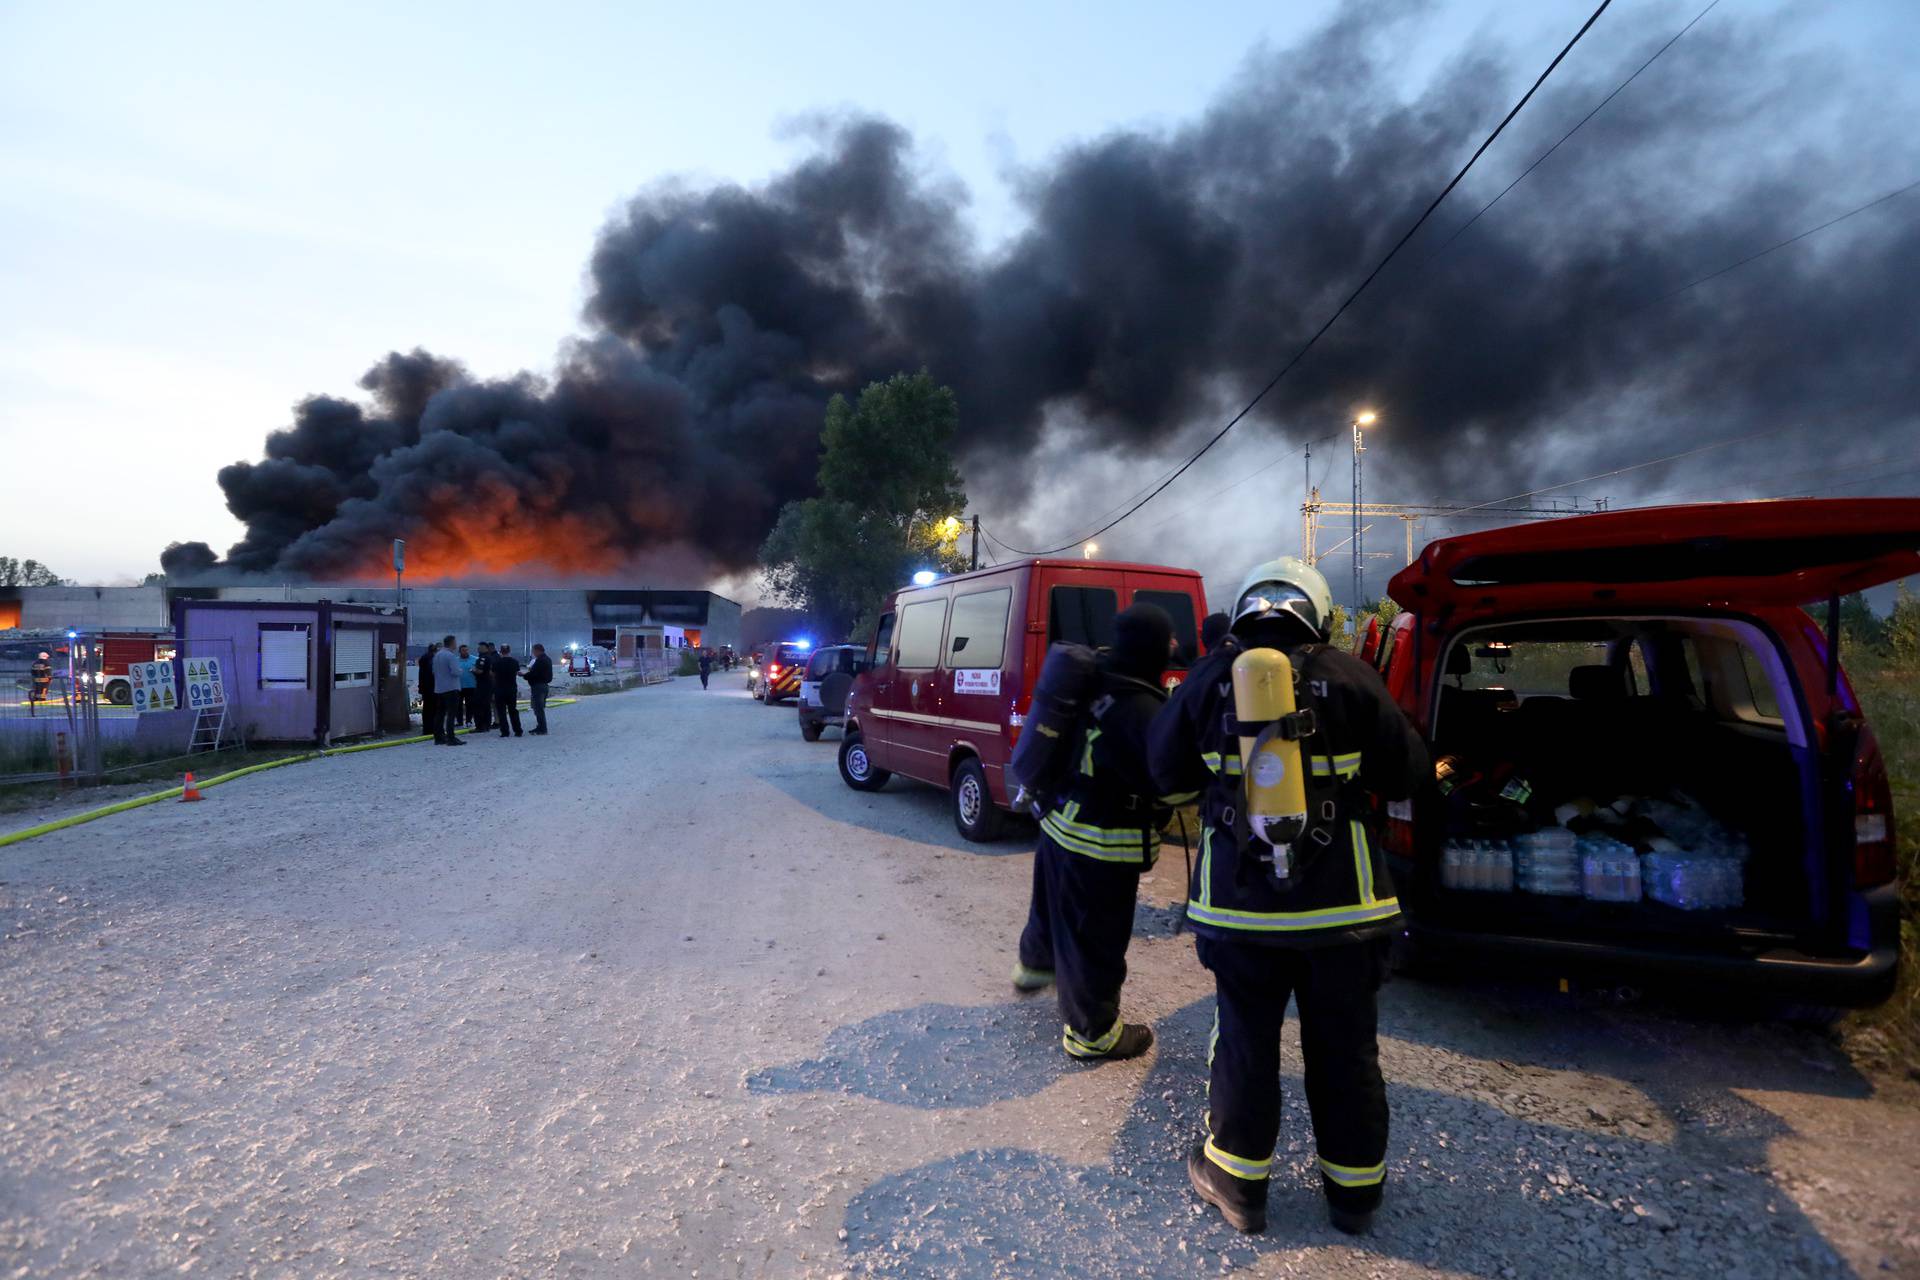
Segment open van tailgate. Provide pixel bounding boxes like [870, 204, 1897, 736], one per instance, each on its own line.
[1389, 498, 1920, 619]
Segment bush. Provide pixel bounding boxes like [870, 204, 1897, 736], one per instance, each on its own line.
[676, 649, 700, 676]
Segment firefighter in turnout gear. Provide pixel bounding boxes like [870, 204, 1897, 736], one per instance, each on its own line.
[1149, 558, 1427, 1236]
[1015, 603, 1199, 1061]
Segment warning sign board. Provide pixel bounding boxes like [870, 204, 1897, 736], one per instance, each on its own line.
[182, 657, 226, 710]
[129, 661, 180, 714]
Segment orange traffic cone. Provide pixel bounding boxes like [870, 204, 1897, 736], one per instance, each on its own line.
[180, 771, 203, 802]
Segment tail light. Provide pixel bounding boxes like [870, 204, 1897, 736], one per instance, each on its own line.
[769, 663, 780, 677]
[1853, 726, 1896, 889]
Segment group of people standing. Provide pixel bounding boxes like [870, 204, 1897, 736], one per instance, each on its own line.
[1014, 556, 1427, 1239]
[417, 636, 553, 745]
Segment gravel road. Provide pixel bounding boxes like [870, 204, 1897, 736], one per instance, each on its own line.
[3, 676, 1916, 1278]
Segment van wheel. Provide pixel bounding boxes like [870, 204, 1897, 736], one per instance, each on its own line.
[952, 758, 1006, 842]
[800, 716, 824, 742]
[839, 733, 889, 791]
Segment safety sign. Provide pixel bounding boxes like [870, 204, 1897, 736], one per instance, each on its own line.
[128, 661, 179, 714]
[182, 657, 227, 710]
[953, 669, 1001, 695]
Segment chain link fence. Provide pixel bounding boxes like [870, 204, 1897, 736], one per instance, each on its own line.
[0, 633, 242, 788]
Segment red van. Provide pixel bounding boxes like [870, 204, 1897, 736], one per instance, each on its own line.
[838, 558, 1208, 841]
[1374, 498, 1915, 1005]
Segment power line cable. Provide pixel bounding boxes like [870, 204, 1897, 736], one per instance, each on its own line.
[1441, 420, 1817, 517]
[1418, 0, 1720, 267]
[978, 0, 1617, 557]
[1636, 176, 1920, 312]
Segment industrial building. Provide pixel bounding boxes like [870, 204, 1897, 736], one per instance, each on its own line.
[0, 584, 742, 657]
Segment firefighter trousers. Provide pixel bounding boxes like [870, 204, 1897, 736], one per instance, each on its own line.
[1195, 934, 1392, 1212]
[1017, 833, 1141, 1055]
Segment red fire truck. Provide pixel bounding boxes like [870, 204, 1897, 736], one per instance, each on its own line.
[92, 631, 177, 705]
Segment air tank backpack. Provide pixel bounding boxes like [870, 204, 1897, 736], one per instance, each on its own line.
[1008, 643, 1100, 818]
[1223, 643, 1335, 890]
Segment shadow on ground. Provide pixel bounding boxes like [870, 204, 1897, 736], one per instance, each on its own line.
[761, 769, 1035, 857]
[758, 987, 1865, 1277]
[747, 998, 1073, 1109]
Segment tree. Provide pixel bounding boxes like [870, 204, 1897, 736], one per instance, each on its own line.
[759, 372, 969, 636]
[1889, 581, 1920, 667]
[0, 557, 65, 587]
[1838, 591, 1887, 653]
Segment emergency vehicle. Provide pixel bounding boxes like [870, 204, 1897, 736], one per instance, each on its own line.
[752, 641, 811, 704]
[1373, 498, 1914, 1005]
[839, 558, 1207, 841]
[88, 632, 176, 704]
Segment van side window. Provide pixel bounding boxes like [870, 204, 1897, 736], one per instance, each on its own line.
[947, 588, 1010, 668]
[1049, 587, 1117, 648]
[871, 614, 896, 669]
[1134, 589, 1198, 662]
[894, 599, 948, 669]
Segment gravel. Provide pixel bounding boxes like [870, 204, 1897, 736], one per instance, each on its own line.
[2, 676, 1916, 1277]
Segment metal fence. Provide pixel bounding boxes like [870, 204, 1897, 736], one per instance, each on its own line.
[0, 633, 242, 788]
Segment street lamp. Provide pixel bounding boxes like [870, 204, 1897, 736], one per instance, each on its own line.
[1351, 411, 1378, 626]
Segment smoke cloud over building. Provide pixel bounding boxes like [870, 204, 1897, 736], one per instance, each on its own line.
[167, 5, 1919, 583]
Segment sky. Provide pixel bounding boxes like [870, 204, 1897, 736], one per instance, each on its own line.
[1, 0, 1915, 603]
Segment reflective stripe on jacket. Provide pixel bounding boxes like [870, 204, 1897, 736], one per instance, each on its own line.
[1043, 666, 1195, 868]
[1148, 641, 1427, 947]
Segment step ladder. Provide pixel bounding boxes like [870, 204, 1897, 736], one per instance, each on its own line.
[188, 704, 227, 753]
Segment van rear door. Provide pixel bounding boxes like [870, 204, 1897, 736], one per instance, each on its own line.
[1389, 498, 1920, 622]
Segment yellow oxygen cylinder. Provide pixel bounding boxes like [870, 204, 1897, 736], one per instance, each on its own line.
[1232, 647, 1309, 850]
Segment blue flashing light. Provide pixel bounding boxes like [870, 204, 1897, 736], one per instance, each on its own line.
[66, 630, 78, 639]
[793, 638, 811, 650]
[911, 570, 938, 586]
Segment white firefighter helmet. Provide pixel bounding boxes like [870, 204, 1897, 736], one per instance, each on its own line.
[1230, 557, 1332, 641]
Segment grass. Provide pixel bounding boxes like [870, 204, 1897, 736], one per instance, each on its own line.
[0, 744, 318, 817]
[1844, 651, 1920, 1075]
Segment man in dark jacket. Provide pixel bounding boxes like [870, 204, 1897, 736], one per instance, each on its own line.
[1150, 558, 1427, 1237]
[697, 648, 713, 690]
[416, 647, 437, 736]
[491, 644, 523, 737]
[1014, 603, 1198, 1062]
[523, 643, 553, 734]
[471, 642, 494, 733]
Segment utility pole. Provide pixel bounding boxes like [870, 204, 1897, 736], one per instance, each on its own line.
[1303, 438, 1313, 559]
[970, 514, 980, 571]
[1350, 413, 1376, 619]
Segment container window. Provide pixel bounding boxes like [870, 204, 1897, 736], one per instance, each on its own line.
[871, 613, 896, 668]
[333, 628, 373, 689]
[259, 625, 310, 688]
[894, 599, 948, 669]
[948, 588, 1011, 669]
[1134, 589, 1199, 662]
[1049, 587, 1118, 649]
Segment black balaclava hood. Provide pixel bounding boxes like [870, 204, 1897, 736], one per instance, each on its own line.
[1110, 602, 1173, 683]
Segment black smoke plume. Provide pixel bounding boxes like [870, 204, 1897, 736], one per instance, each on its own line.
[176, 4, 1918, 581]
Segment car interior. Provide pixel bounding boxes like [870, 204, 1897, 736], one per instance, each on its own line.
[1425, 615, 1818, 943]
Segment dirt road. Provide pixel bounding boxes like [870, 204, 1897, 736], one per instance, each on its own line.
[3, 677, 1916, 1277]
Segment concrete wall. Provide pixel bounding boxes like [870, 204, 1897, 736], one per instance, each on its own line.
[7, 586, 168, 631]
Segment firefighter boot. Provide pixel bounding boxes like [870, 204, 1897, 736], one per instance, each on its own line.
[1188, 1142, 1267, 1234]
[1065, 1022, 1154, 1061]
[1328, 1204, 1375, 1236]
[1011, 964, 1055, 993]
